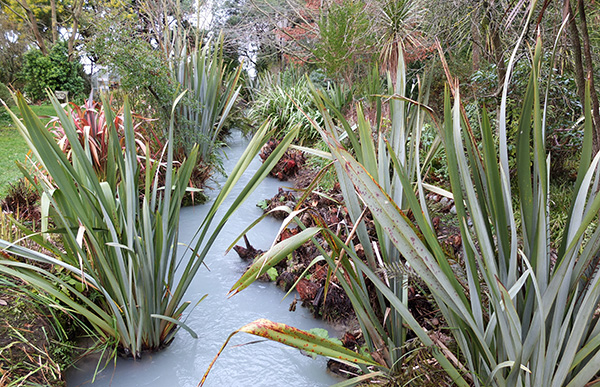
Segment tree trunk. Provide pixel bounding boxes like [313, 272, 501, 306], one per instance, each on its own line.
[491, 26, 506, 91]
[51, 0, 58, 44]
[563, 0, 600, 155]
[15, 0, 47, 55]
[67, 0, 84, 59]
[480, 0, 506, 95]
[471, 19, 482, 72]
[577, 0, 600, 155]
[564, 1, 586, 102]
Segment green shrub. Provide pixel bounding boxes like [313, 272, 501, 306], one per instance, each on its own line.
[313, 0, 376, 84]
[308, 68, 329, 89]
[0, 82, 14, 107]
[254, 65, 305, 91]
[310, 37, 600, 386]
[249, 76, 323, 145]
[86, 18, 176, 128]
[213, 28, 600, 387]
[20, 41, 86, 102]
[215, 52, 446, 385]
[323, 80, 352, 113]
[355, 62, 385, 106]
[171, 35, 243, 162]
[470, 56, 580, 177]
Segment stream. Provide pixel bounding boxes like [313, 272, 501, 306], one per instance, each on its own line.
[66, 132, 342, 386]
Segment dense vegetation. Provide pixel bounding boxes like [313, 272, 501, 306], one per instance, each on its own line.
[1, 0, 600, 386]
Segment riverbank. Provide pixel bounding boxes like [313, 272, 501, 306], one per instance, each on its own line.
[232, 157, 467, 384]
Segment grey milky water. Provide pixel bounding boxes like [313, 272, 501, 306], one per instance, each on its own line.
[67, 132, 342, 386]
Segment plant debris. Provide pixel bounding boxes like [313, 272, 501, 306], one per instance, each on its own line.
[259, 139, 305, 181]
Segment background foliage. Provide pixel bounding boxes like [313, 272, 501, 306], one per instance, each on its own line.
[20, 41, 86, 102]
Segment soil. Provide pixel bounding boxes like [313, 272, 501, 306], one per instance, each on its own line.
[0, 279, 69, 386]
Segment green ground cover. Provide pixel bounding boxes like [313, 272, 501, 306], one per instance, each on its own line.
[0, 104, 54, 196]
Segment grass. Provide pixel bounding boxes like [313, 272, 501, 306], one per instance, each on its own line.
[304, 140, 338, 191]
[0, 104, 54, 197]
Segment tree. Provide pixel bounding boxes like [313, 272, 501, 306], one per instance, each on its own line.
[313, 0, 375, 84]
[226, 0, 430, 81]
[84, 0, 207, 126]
[85, 11, 175, 119]
[563, 0, 600, 154]
[374, 0, 428, 77]
[212, 0, 305, 72]
[424, 1, 513, 92]
[20, 40, 86, 101]
[0, 10, 28, 85]
[2, 0, 49, 54]
[1, 0, 91, 58]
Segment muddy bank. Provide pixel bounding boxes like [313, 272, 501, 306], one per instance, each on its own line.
[232, 159, 466, 381]
[0, 278, 76, 386]
[235, 163, 463, 322]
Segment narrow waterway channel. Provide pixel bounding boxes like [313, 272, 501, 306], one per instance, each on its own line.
[66, 132, 342, 386]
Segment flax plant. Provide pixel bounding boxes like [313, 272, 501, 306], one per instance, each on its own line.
[206, 50, 456, 386]
[0, 92, 295, 359]
[311, 35, 600, 387]
[171, 33, 242, 161]
[210, 20, 600, 387]
[299, 50, 440, 375]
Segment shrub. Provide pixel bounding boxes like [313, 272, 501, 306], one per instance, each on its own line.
[86, 18, 176, 128]
[355, 62, 385, 106]
[313, 0, 376, 84]
[470, 55, 580, 177]
[45, 97, 159, 184]
[207, 51, 446, 384]
[171, 34, 243, 162]
[249, 76, 323, 145]
[306, 37, 600, 386]
[323, 80, 352, 113]
[0, 179, 39, 223]
[20, 42, 86, 102]
[0, 82, 14, 107]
